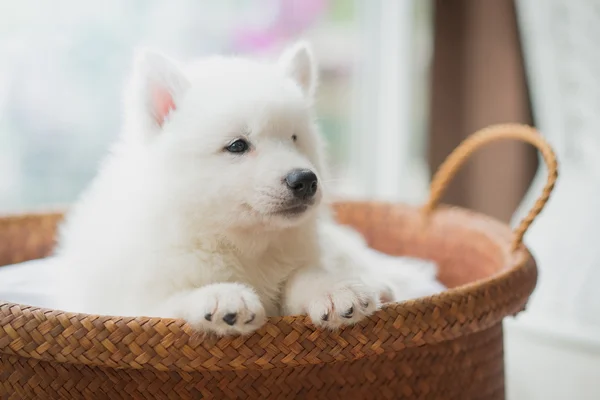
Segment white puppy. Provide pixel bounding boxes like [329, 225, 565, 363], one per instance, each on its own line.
[55, 42, 442, 336]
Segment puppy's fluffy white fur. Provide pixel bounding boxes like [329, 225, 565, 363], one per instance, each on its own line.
[55, 42, 443, 336]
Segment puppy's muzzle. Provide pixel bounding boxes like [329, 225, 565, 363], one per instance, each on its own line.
[285, 169, 318, 200]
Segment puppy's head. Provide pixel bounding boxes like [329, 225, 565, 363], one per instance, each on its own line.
[123, 42, 327, 231]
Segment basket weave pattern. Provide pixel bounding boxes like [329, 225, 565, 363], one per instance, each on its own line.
[0, 124, 557, 399]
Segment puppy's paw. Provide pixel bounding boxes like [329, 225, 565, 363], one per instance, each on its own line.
[185, 283, 266, 336]
[306, 281, 379, 329]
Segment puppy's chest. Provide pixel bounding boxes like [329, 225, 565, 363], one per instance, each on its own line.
[234, 248, 315, 313]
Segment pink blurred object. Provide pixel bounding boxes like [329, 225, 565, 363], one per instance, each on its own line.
[233, 0, 327, 52]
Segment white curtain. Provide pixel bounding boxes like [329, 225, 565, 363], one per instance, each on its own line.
[507, 1, 600, 398]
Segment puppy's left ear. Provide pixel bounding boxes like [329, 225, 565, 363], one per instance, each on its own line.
[125, 48, 190, 139]
[277, 41, 318, 97]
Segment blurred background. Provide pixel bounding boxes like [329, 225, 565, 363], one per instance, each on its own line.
[0, 0, 534, 217]
[0, 0, 437, 210]
[0, 0, 598, 399]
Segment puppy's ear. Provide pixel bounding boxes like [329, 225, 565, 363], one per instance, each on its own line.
[125, 48, 190, 138]
[277, 41, 318, 97]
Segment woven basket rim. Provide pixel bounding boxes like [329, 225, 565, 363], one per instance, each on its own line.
[0, 201, 537, 373]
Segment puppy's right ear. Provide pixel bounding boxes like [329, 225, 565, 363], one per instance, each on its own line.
[125, 48, 190, 139]
[277, 41, 318, 98]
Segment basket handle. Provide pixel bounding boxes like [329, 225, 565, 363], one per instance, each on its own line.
[421, 124, 558, 252]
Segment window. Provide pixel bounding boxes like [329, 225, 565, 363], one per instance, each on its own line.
[0, 0, 432, 211]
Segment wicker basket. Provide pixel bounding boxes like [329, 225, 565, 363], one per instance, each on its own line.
[0, 124, 557, 399]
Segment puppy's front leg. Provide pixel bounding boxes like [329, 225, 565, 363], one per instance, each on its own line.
[158, 283, 267, 336]
[283, 266, 379, 329]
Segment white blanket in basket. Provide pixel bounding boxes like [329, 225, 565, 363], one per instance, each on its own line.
[0, 249, 445, 314]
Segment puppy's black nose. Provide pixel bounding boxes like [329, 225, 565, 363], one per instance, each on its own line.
[285, 169, 318, 199]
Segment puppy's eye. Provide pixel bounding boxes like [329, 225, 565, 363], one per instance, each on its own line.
[225, 139, 250, 154]
[292, 134, 297, 142]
